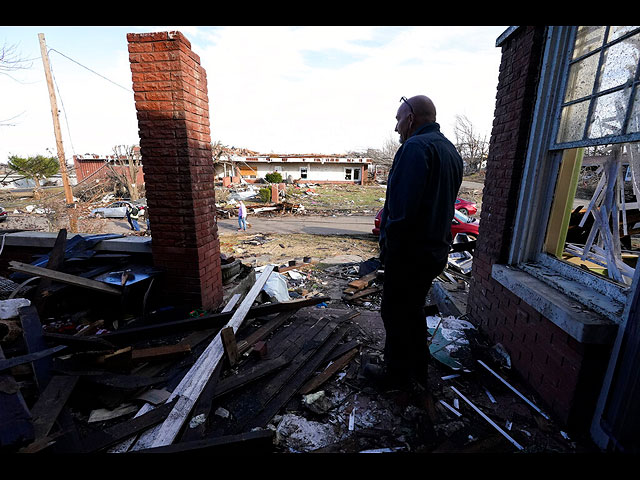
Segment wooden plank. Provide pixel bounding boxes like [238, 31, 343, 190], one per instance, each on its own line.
[131, 344, 192, 363]
[299, 345, 359, 395]
[180, 294, 287, 442]
[343, 285, 382, 300]
[99, 347, 132, 370]
[544, 148, 584, 258]
[0, 344, 35, 447]
[241, 320, 351, 432]
[347, 271, 378, 290]
[99, 295, 330, 346]
[29, 375, 79, 439]
[276, 262, 314, 274]
[0, 345, 67, 373]
[178, 362, 223, 443]
[43, 331, 116, 351]
[132, 430, 275, 454]
[9, 261, 122, 295]
[75, 399, 177, 453]
[19, 305, 52, 391]
[212, 355, 291, 400]
[123, 266, 276, 451]
[236, 310, 297, 356]
[220, 327, 239, 367]
[33, 228, 67, 313]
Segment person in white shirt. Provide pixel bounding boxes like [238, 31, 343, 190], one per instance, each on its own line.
[238, 201, 247, 231]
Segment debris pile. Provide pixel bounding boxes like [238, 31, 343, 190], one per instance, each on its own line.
[0, 232, 367, 453]
[0, 228, 592, 454]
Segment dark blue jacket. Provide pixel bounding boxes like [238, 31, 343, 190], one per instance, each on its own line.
[380, 122, 463, 267]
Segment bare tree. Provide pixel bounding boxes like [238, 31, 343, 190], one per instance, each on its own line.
[453, 114, 489, 174]
[1, 41, 33, 127]
[106, 145, 142, 200]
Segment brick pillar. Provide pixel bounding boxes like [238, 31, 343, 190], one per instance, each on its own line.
[128, 31, 222, 310]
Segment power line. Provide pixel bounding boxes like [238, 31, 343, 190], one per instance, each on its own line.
[48, 48, 133, 93]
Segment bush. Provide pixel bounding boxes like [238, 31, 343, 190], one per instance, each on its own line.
[258, 187, 272, 202]
[265, 172, 282, 183]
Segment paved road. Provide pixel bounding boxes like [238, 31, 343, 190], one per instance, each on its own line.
[218, 214, 376, 236]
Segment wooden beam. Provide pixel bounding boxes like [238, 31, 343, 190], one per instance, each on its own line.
[131, 344, 192, 364]
[117, 266, 276, 452]
[0, 345, 67, 373]
[544, 148, 584, 258]
[132, 430, 275, 454]
[19, 305, 53, 391]
[347, 271, 378, 290]
[99, 295, 331, 346]
[29, 375, 79, 440]
[212, 355, 290, 400]
[0, 344, 35, 448]
[220, 327, 239, 367]
[236, 310, 297, 356]
[43, 331, 116, 351]
[9, 261, 122, 295]
[34, 228, 67, 313]
[75, 399, 177, 453]
[240, 319, 351, 432]
[299, 345, 359, 395]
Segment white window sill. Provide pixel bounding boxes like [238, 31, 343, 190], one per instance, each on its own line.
[491, 264, 619, 345]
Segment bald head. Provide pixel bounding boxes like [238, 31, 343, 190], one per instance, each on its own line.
[395, 95, 437, 144]
[406, 95, 436, 124]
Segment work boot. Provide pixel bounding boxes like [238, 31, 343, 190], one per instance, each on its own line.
[362, 363, 412, 392]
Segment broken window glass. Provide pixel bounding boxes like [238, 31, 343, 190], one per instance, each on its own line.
[545, 142, 640, 286]
[555, 26, 640, 146]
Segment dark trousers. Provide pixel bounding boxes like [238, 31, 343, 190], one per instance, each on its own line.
[380, 257, 446, 381]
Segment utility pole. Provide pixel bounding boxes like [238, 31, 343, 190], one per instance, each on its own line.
[38, 33, 74, 206]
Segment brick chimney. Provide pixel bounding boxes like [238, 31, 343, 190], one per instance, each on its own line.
[127, 31, 222, 310]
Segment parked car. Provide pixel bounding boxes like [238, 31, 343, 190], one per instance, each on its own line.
[0, 207, 7, 222]
[451, 209, 479, 239]
[455, 198, 477, 216]
[91, 199, 147, 219]
[90, 201, 132, 219]
[372, 208, 479, 240]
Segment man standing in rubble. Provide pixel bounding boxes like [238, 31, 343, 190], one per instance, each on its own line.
[369, 95, 463, 391]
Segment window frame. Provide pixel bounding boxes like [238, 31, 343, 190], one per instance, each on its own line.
[550, 26, 640, 151]
[504, 26, 640, 325]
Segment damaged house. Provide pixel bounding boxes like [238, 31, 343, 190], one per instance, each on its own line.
[216, 154, 372, 185]
[466, 26, 640, 451]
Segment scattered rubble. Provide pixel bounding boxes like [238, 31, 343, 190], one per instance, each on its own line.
[0, 221, 597, 454]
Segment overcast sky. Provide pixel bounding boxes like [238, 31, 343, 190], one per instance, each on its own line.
[0, 26, 507, 164]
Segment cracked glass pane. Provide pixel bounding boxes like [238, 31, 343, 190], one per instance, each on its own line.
[588, 90, 632, 138]
[572, 26, 606, 59]
[597, 33, 640, 92]
[608, 26, 640, 42]
[565, 54, 599, 102]
[557, 100, 589, 143]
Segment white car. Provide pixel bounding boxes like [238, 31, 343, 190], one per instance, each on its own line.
[90, 201, 132, 219]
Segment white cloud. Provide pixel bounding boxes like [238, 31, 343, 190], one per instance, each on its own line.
[0, 26, 506, 163]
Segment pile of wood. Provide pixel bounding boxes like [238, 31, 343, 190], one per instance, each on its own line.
[0, 237, 362, 453]
[342, 270, 382, 302]
[216, 202, 304, 219]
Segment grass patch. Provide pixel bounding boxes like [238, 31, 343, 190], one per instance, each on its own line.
[286, 184, 386, 212]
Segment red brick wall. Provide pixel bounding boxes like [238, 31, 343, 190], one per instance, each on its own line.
[466, 26, 611, 431]
[127, 31, 222, 310]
